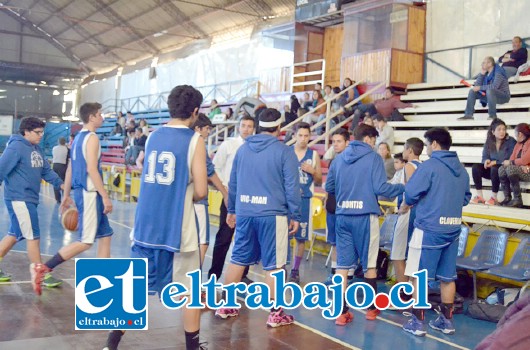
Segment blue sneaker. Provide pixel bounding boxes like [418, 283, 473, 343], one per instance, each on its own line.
[323, 274, 333, 286]
[429, 312, 455, 335]
[402, 312, 426, 337]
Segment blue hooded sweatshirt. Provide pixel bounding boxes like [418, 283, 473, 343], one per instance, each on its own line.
[405, 150, 471, 246]
[228, 134, 301, 221]
[326, 141, 404, 215]
[0, 134, 63, 204]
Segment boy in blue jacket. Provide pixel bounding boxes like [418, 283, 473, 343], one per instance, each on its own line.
[0, 117, 63, 287]
[215, 108, 301, 328]
[402, 128, 471, 337]
[326, 124, 404, 325]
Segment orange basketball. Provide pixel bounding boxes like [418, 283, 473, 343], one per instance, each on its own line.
[62, 208, 79, 231]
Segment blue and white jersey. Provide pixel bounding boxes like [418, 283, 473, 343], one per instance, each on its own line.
[296, 147, 317, 198]
[133, 125, 201, 253]
[71, 129, 101, 192]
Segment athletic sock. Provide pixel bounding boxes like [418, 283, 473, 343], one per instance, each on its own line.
[293, 256, 302, 271]
[106, 330, 124, 350]
[331, 261, 337, 275]
[45, 253, 65, 270]
[441, 303, 454, 319]
[342, 297, 349, 314]
[413, 308, 425, 321]
[185, 330, 200, 350]
[365, 278, 378, 310]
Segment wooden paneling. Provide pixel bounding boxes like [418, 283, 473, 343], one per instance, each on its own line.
[323, 24, 344, 87]
[341, 49, 391, 85]
[407, 6, 426, 54]
[390, 49, 424, 85]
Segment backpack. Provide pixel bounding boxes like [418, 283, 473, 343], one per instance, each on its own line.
[466, 301, 507, 323]
[376, 249, 389, 280]
[455, 270, 474, 298]
[429, 291, 465, 314]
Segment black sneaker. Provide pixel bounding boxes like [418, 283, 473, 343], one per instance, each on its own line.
[457, 115, 474, 120]
[488, 115, 497, 119]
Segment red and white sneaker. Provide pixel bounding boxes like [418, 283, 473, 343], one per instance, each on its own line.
[335, 311, 354, 326]
[266, 308, 294, 328]
[29, 263, 51, 296]
[470, 196, 486, 204]
[215, 308, 239, 319]
[365, 309, 381, 321]
[485, 197, 498, 206]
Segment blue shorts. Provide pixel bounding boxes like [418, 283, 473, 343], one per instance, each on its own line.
[5, 200, 40, 241]
[131, 244, 201, 295]
[405, 228, 459, 282]
[294, 197, 312, 241]
[230, 215, 289, 271]
[194, 203, 210, 245]
[74, 188, 113, 244]
[336, 214, 380, 272]
[326, 212, 336, 245]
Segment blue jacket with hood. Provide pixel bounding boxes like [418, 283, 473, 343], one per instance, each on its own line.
[405, 150, 471, 246]
[326, 141, 404, 215]
[0, 134, 63, 204]
[228, 134, 301, 221]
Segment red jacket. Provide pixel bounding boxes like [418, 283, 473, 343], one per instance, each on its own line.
[509, 139, 530, 166]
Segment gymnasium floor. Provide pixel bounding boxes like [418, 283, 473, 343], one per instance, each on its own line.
[0, 185, 496, 350]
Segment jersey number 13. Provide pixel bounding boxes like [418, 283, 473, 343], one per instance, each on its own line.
[144, 151, 176, 185]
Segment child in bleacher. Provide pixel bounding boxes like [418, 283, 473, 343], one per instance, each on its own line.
[289, 122, 322, 284]
[390, 138, 424, 291]
[326, 124, 404, 325]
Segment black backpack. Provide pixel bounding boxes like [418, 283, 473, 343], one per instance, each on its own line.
[429, 292, 465, 314]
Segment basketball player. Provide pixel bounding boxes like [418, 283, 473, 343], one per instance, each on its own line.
[289, 122, 322, 284]
[402, 128, 471, 337]
[105, 85, 208, 350]
[29, 103, 113, 297]
[0, 117, 64, 288]
[390, 137, 424, 289]
[215, 108, 301, 327]
[326, 124, 404, 326]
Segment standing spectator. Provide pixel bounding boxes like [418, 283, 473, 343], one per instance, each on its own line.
[208, 99, 221, 120]
[402, 128, 471, 337]
[351, 87, 414, 128]
[470, 118, 516, 205]
[52, 137, 69, 204]
[117, 112, 126, 132]
[378, 142, 396, 180]
[207, 116, 256, 283]
[459, 56, 510, 120]
[498, 36, 528, 78]
[498, 123, 530, 207]
[375, 114, 395, 149]
[290, 95, 301, 116]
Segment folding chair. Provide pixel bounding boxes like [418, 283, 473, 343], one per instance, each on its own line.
[457, 225, 470, 258]
[456, 230, 508, 300]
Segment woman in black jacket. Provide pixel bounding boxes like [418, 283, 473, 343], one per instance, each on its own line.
[470, 118, 516, 205]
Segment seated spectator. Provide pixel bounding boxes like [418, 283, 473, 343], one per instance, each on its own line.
[498, 123, 530, 207]
[324, 85, 335, 101]
[362, 115, 374, 127]
[351, 87, 414, 127]
[138, 118, 149, 136]
[315, 82, 325, 97]
[126, 118, 136, 134]
[208, 99, 221, 120]
[124, 130, 135, 163]
[302, 92, 313, 110]
[459, 56, 510, 120]
[498, 36, 528, 78]
[111, 122, 123, 137]
[226, 107, 235, 120]
[290, 94, 301, 116]
[475, 292, 530, 350]
[341, 77, 360, 106]
[282, 105, 297, 127]
[470, 118, 516, 205]
[303, 90, 325, 125]
[126, 111, 135, 125]
[375, 114, 395, 149]
[127, 127, 147, 165]
[378, 142, 395, 180]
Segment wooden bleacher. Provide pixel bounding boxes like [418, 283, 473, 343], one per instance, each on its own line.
[389, 75, 530, 231]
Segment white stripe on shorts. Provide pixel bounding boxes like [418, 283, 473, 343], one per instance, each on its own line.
[275, 216, 289, 268]
[172, 249, 201, 294]
[405, 228, 424, 278]
[367, 214, 380, 269]
[12, 201, 33, 240]
[390, 210, 411, 261]
[81, 190, 98, 244]
[194, 203, 208, 245]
